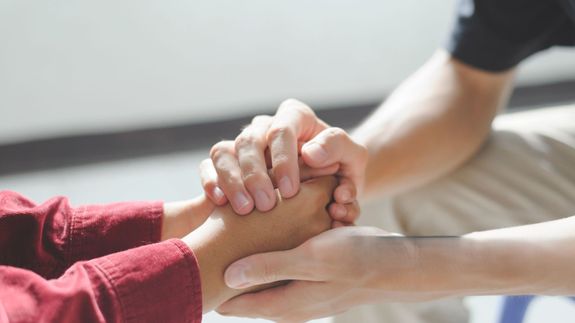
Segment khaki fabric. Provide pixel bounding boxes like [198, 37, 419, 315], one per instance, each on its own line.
[332, 105, 575, 323]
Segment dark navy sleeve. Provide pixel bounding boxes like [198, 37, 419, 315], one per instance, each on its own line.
[445, 0, 575, 72]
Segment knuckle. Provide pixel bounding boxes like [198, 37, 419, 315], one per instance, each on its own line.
[271, 153, 291, 168]
[251, 115, 271, 124]
[217, 171, 240, 188]
[211, 156, 231, 174]
[324, 127, 348, 141]
[279, 98, 302, 108]
[239, 152, 266, 172]
[280, 98, 314, 115]
[242, 171, 268, 189]
[235, 133, 259, 151]
[209, 141, 231, 160]
[267, 125, 294, 143]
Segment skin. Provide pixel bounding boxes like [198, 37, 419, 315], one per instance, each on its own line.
[176, 176, 336, 312]
[353, 50, 514, 197]
[162, 196, 215, 241]
[200, 103, 363, 223]
[196, 49, 575, 321]
[216, 217, 575, 321]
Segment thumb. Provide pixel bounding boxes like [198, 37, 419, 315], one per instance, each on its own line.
[301, 127, 367, 168]
[224, 249, 306, 289]
[301, 127, 367, 191]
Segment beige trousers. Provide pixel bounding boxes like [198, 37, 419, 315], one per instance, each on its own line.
[332, 105, 575, 323]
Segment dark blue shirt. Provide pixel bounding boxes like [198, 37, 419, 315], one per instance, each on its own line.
[446, 0, 575, 71]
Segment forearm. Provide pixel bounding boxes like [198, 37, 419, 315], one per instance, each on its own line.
[370, 216, 575, 299]
[353, 50, 514, 197]
[0, 191, 162, 278]
[0, 240, 202, 323]
[463, 216, 575, 295]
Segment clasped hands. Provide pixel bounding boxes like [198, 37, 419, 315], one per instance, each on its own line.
[202, 99, 396, 321]
[164, 99, 396, 321]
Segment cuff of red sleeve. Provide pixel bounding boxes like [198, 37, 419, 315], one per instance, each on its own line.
[67, 200, 164, 263]
[92, 239, 202, 323]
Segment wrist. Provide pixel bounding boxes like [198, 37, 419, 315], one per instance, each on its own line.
[370, 236, 488, 300]
[182, 219, 233, 312]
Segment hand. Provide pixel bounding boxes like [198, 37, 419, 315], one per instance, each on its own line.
[218, 216, 575, 320]
[182, 176, 337, 312]
[161, 195, 215, 240]
[200, 99, 368, 225]
[213, 227, 391, 321]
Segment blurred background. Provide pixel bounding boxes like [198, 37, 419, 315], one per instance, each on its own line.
[1, 0, 574, 322]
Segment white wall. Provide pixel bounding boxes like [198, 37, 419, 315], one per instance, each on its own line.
[1, 0, 574, 144]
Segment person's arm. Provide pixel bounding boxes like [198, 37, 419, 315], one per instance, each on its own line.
[0, 190, 210, 279]
[0, 190, 210, 323]
[216, 216, 575, 321]
[0, 176, 335, 321]
[354, 49, 515, 197]
[0, 239, 203, 323]
[199, 51, 514, 223]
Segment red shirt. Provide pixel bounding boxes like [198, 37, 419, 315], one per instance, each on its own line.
[0, 191, 202, 323]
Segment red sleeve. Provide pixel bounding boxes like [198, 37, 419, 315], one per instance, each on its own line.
[0, 190, 163, 278]
[0, 239, 203, 323]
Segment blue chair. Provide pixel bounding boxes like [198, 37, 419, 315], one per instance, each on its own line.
[499, 295, 575, 323]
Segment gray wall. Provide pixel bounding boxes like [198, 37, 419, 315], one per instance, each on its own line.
[1, 0, 574, 144]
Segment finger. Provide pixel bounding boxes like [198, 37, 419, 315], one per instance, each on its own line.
[186, 194, 216, 230]
[267, 99, 328, 198]
[235, 116, 276, 212]
[301, 127, 368, 194]
[216, 281, 313, 320]
[267, 162, 339, 188]
[298, 160, 340, 182]
[224, 249, 314, 289]
[328, 200, 360, 223]
[199, 159, 227, 205]
[217, 280, 334, 322]
[334, 177, 356, 204]
[210, 141, 254, 215]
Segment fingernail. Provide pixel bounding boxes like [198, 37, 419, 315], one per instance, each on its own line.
[255, 189, 273, 210]
[279, 176, 293, 197]
[213, 186, 225, 202]
[234, 192, 251, 212]
[225, 262, 250, 288]
[304, 143, 328, 163]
